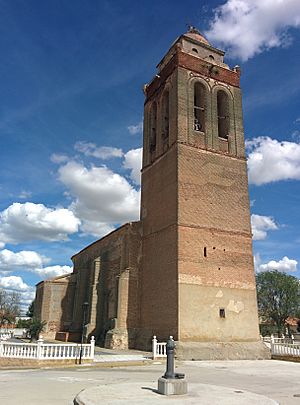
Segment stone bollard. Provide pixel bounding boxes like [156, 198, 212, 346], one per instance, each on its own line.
[37, 336, 44, 360]
[90, 336, 95, 360]
[157, 336, 187, 396]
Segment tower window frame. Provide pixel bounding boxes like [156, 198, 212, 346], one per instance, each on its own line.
[162, 90, 170, 145]
[217, 90, 230, 140]
[149, 102, 157, 153]
[193, 82, 206, 133]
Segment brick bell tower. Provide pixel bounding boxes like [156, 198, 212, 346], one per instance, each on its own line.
[138, 27, 269, 359]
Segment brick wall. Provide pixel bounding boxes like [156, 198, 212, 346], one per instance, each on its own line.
[34, 274, 76, 339]
[70, 221, 142, 346]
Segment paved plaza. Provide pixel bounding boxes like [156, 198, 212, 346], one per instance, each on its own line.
[0, 359, 299, 404]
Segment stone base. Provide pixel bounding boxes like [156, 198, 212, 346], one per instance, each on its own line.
[175, 341, 271, 360]
[74, 381, 279, 405]
[157, 377, 188, 396]
[105, 328, 129, 349]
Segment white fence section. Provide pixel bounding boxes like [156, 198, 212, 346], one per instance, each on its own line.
[0, 328, 27, 338]
[0, 336, 95, 361]
[261, 334, 294, 344]
[271, 341, 300, 358]
[0, 333, 12, 341]
[152, 335, 167, 359]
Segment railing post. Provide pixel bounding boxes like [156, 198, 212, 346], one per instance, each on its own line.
[37, 336, 44, 360]
[90, 336, 95, 360]
[0, 340, 3, 357]
[270, 334, 274, 355]
[152, 336, 158, 360]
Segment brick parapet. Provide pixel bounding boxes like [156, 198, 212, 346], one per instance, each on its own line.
[145, 50, 240, 103]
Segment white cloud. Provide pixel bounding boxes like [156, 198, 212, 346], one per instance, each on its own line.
[58, 161, 140, 237]
[50, 153, 70, 164]
[205, 0, 300, 61]
[0, 202, 80, 246]
[79, 220, 115, 238]
[74, 141, 123, 160]
[34, 265, 73, 279]
[292, 130, 300, 141]
[127, 121, 143, 135]
[0, 275, 36, 313]
[123, 148, 142, 185]
[0, 248, 72, 279]
[246, 137, 300, 185]
[253, 253, 261, 273]
[296, 117, 300, 123]
[256, 256, 298, 273]
[292, 129, 300, 135]
[19, 291, 36, 312]
[0, 275, 31, 292]
[251, 214, 278, 240]
[0, 249, 47, 271]
[18, 190, 32, 199]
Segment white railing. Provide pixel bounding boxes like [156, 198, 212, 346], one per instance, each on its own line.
[262, 335, 296, 351]
[0, 328, 27, 338]
[0, 336, 95, 361]
[0, 333, 12, 341]
[271, 341, 300, 358]
[152, 335, 167, 359]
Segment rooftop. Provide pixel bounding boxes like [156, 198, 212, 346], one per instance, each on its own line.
[184, 26, 210, 46]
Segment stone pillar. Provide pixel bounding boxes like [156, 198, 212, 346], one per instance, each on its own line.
[86, 257, 101, 336]
[104, 269, 130, 349]
[117, 269, 130, 329]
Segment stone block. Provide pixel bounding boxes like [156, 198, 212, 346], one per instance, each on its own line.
[157, 377, 188, 396]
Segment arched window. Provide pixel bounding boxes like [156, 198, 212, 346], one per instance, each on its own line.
[194, 82, 206, 132]
[162, 91, 169, 144]
[149, 102, 157, 152]
[217, 90, 230, 139]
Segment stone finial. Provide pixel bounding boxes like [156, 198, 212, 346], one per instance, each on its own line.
[187, 25, 201, 35]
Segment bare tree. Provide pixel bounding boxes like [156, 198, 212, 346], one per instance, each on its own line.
[0, 289, 21, 325]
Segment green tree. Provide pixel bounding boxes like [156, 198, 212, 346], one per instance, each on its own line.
[256, 271, 300, 335]
[16, 318, 31, 329]
[26, 318, 46, 341]
[26, 300, 35, 318]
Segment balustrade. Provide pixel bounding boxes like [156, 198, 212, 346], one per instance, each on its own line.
[0, 336, 95, 361]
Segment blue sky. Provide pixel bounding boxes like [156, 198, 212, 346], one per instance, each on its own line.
[0, 0, 300, 311]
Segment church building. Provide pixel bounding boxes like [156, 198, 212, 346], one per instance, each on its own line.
[34, 28, 268, 359]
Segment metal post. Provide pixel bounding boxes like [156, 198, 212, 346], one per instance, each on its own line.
[164, 336, 175, 379]
[163, 336, 185, 380]
[79, 301, 89, 364]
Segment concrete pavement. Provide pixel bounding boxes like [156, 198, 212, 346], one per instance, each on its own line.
[0, 360, 299, 404]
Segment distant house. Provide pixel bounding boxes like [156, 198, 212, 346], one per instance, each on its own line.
[285, 317, 300, 334]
